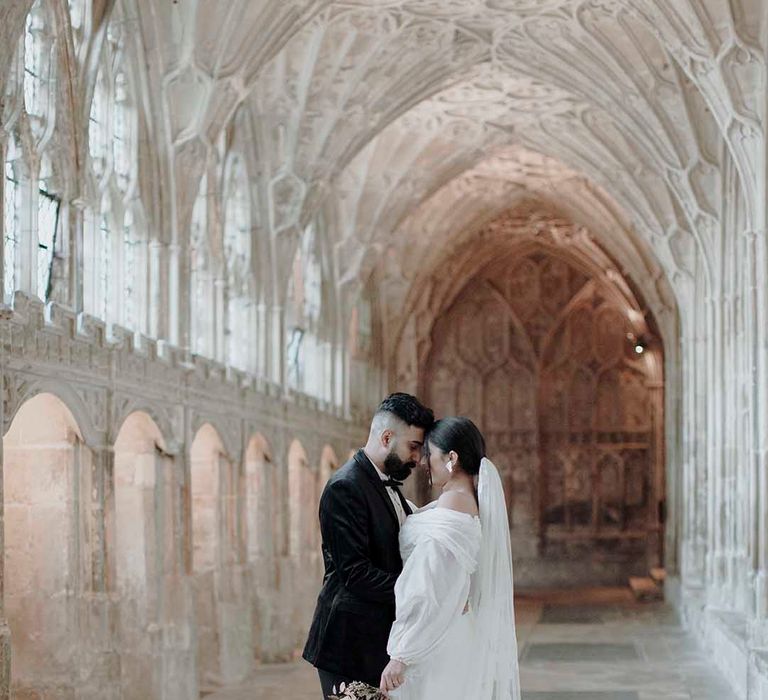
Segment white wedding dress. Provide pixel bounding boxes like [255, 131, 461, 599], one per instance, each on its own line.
[387, 459, 521, 700]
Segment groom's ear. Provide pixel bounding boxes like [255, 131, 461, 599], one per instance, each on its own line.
[381, 429, 394, 448]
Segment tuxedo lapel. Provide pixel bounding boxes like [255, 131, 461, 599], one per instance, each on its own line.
[353, 450, 400, 528]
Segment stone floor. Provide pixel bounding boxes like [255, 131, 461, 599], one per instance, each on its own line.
[205, 588, 738, 700]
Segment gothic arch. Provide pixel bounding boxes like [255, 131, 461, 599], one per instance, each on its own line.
[111, 398, 179, 452]
[420, 231, 664, 587]
[3, 392, 91, 697]
[189, 421, 252, 685]
[244, 432, 278, 564]
[2, 380, 101, 446]
[112, 410, 192, 699]
[287, 438, 316, 559]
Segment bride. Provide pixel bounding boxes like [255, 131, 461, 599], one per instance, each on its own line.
[379, 417, 521, 699]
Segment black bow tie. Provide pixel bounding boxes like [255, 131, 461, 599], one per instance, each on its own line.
[382, 478, 403, 488]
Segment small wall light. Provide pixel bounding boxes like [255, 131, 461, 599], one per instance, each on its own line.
[627, 332, 647, 355]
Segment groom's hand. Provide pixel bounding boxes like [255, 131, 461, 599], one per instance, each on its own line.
[379, 658, 406, 695]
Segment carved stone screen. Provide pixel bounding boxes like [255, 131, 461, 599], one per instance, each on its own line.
[423, 247, 663, 588]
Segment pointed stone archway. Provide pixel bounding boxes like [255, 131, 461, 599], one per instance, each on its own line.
[419, 225, 664, 588]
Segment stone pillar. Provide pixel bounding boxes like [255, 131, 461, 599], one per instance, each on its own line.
[17, 165, 38, 298]
[272, 304, 284, 389]
[157, 448, 198, 700]
[0, 621, 9, 700]
[214, 276, 226, 363]
[0, 388, 11, 700]
[662, 325, 682, 579]
[648, 381, 665, 569]
[70, 198, 88, 314]
[729, 228, 752, 614]
[679, 269, 708, 587]
[705, 288, 728, 608]
[168, 240, 182, 349]
[256, 302, 268, 378]
[81, 445, 120, 700]
[748, 224, 768, 644]
[148, 239, 165, 341]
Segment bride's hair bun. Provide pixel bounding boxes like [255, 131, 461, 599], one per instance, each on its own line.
[426, 417, 486, 475]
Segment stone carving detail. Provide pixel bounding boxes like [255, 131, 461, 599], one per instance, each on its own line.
[424, 246, 662, 576]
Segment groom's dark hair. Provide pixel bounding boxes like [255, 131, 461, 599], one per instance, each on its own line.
[374, 392, 434, 431]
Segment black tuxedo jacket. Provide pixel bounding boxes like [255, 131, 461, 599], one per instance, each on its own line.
[302, 449, 412, 685]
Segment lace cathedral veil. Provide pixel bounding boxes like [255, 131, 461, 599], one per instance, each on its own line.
[470, 457, 522, 700]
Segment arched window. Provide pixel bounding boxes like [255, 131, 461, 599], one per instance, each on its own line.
[112, 67, 133, 194]
[88, 57, 110, 182]
[83, 22, 114, 320]
[286, 221, 324, 394]
[3, 145, 21, 302]
[83, 208, 111, 319]
[67, 0, 88, 54]
[190, 172, 214, 356]
[83, 2, 143, 330]
[3, 0, 60, 304]
[122, 207, 147, 333]
[23, 0, 57, 146]
[37, 153, 61, 301]
[223, 154, 253, 371]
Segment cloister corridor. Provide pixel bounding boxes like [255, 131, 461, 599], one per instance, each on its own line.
[2, 0, 768, 698]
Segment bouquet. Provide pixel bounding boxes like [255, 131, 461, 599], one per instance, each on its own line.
[328, 680, 387, 699]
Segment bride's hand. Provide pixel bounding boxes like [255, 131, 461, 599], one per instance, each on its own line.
[379, 658, 406, 695]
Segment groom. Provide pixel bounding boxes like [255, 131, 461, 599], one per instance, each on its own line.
[303, 393, 434, 697]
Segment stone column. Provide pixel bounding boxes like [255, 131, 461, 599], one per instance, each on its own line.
[17, 165, 38, 298]
[728, 227, 752, 614]
[647, 380, 665, 569]
[168, 240, 182, 349]
[69, 197, 88, 315]
[256, 302, 268, 378]
[80, 444, 120, 700]
[748, 223, 768, 643]
[0, 383, 11, 700]
[662, 321, 682, 579]
[272, 304, 285, 389]
[214, 276, 226, 363]
[679, 267, 709, 587]
[706, 284, 728, 608]
[148, 239, 166, 342]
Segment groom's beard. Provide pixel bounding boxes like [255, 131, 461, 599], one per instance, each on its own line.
[383, 450, 416, 481]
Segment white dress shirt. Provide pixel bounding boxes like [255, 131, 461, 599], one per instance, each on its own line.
[366, 453, 407, 527]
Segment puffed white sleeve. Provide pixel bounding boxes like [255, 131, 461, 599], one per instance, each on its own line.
[386, 537, 471, 666]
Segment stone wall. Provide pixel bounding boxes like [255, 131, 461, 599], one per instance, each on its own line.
[0, 294, 365, 699]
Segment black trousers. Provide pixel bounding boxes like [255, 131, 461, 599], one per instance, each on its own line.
[318, 668, 357, 699]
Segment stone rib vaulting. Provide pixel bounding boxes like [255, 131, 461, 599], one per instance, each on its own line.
[0, 0, 765, 698]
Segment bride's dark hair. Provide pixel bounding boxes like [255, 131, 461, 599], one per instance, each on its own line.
[425, 417, 486, 476]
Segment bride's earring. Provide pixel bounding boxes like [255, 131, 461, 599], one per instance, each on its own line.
[445, 460, 453, 473]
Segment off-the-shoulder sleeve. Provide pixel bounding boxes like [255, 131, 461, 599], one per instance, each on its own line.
[386, 537, 471, 666]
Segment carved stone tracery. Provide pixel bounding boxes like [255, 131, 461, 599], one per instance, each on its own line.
[422, 228, 663, 585]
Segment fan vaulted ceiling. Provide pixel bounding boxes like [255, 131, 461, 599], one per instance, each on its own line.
[145, 1, 758, 296]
